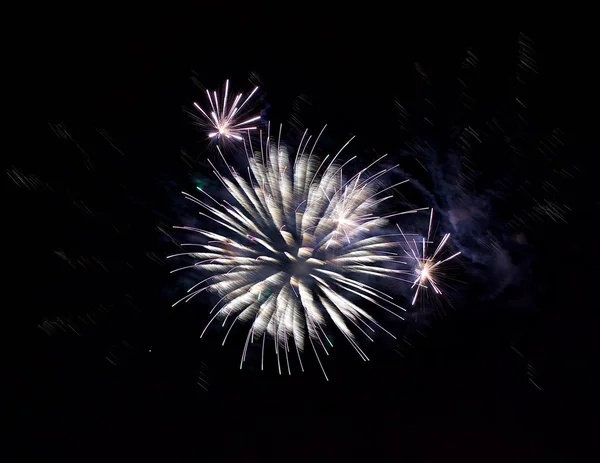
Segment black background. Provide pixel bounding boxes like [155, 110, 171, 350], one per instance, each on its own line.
[10, 11, 598, 461]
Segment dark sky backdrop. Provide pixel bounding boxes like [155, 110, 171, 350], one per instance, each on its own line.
[11, 12, 598, 461]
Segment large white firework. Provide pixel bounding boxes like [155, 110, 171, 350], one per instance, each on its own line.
[193, 80, 260, 141]
[397, 209, 461, 305]
[170, 126, 426, 379]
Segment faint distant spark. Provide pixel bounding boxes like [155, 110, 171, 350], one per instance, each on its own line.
[170, 124, 429, 379]
[193, 80, 260, 141]
[397, 209, 461, 305]
[197, 362, 209, 391]
[38, 305, 109, 336]
[53, 249, 109, 271]
[7, 167, 53, 192]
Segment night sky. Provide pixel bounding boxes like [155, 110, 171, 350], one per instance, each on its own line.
[11, 12, 597, 461]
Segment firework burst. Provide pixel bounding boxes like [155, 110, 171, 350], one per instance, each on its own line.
[193, 80, 260, 141]
[397, 209, 461, 306]
[169, 125, 426, 379]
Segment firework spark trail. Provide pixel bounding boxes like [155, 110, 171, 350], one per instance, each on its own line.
[396, 209, 461, 305]
[193, 80, 260, 141]
[169, 125, 429, 379]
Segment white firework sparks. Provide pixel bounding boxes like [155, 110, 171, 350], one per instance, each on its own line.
[193, 80, 260, 141]
[170, 125, 426, 379]
[397, 209, 461, 305]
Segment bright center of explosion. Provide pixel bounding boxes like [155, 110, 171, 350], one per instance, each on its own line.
[417, 262, 431, 283]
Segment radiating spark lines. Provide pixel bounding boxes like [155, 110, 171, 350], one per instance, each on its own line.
[396, 209, 461, 305]
[169, 124, 427, 378]
[193, 80, 260, 141]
